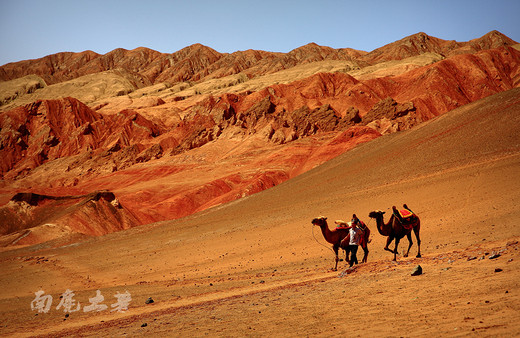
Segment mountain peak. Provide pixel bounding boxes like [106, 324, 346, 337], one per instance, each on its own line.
[470, 30, 518, 49]
[178, 43, 219, 54]
[361, 32, 448, 63]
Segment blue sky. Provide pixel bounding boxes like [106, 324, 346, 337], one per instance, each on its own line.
[1, 0, 519, 66]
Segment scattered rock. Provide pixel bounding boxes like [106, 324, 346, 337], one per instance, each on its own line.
[141, 323, 147, 327]
[362, 97, 416, 125]
[467, 256, 477, 261]
[489, 253, 501, 259]
[344, 106, 362, 124]
[411, 265, 423, 276]
[145, 297, 154, 304]
[494, 268, 503, 273]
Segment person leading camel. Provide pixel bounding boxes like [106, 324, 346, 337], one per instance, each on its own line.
[341, 218, 363, 267]
[311, 216, 350, 270]
[312, 216, 370, 270]
[346, 214, 371, 263]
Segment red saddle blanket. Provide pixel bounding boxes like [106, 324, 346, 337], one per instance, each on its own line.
[398, 209, 413, 219]
[394, 208, 416, 229]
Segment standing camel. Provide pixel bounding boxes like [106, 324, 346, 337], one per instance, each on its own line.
[311, 216, 370, 270]
[368, 204, 421, 261]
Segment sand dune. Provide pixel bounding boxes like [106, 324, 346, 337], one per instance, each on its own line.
[1, 88, 519, 336]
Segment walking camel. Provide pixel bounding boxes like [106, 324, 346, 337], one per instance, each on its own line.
[311, 216, 370, 270]
[368, 204, 421, 261]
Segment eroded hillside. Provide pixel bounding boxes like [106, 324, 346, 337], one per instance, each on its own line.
[0, 30, 518, 247]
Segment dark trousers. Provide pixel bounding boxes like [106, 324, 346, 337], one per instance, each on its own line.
[348, 245, 359, 267]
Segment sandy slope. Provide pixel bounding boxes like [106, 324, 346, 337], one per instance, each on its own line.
[0, 89, 519, 336]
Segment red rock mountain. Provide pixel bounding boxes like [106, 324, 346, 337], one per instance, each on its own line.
[360, 30, 518, 64]
[0, 30, 518, 247]
[1, 31, 514, 86]
[0, 190, 139, 246]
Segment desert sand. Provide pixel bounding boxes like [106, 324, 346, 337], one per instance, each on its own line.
[0, 87, 519, 337]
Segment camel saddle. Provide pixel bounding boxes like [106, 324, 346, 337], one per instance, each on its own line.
[392, 205, 416, 229]
[335, 220, 351, 230]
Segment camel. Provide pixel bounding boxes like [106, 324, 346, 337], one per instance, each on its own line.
[311, 216, 370, 270]
[368, 204, 421, 261]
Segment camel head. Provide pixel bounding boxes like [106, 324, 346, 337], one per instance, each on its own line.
[311, 216, 327, 227]
[368, 210, 385, 219]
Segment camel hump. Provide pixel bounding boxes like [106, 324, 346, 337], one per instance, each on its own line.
[392, 206, 417, 229]
[392, 205, 415, 219]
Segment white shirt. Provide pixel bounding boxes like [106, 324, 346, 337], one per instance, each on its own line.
[349, 227, 362, 245]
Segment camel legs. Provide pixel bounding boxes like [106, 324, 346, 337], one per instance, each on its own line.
[384, 236, 403, 260]
[344, 248, 350, 265]
[361, 246, 369, 263]
[393, 237, 400, 261]
[382, 222, 421, 261]
[404, 233, 413, 257]
[333, 244, 340, 271]
[384, 236, 399, 261]
[414, 223, 422, 258]
[339, 238, 351, 265]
